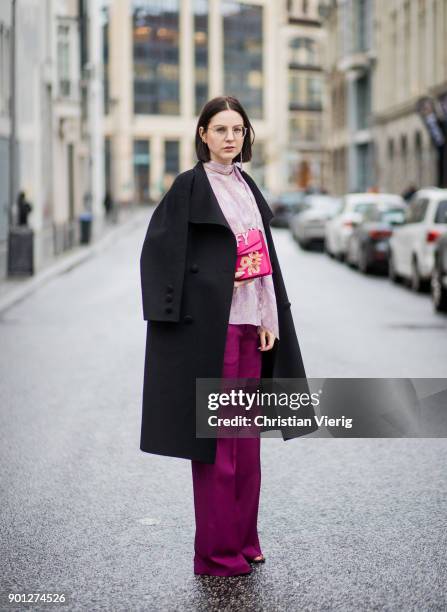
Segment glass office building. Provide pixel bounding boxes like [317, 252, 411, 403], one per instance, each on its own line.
[222, 1, 264, 119]
[132, 1, 181, 115]
[103, 0, 326, 203]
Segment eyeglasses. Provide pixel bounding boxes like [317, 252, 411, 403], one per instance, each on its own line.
[206, 126, 247, 139]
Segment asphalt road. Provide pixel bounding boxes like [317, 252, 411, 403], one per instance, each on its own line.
[1, 219, 446, 611]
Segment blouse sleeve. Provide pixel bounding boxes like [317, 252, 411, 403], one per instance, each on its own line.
[259, 274, 280, 340]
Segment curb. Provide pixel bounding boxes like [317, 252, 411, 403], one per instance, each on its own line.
[0, 206, 152, 316]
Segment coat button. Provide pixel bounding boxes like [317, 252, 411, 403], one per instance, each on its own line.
[165, 306, 173, 314]
[190, 264, 199, 273]
[284, 301, 291, 309]
[166, 284, 174, 293]
[183, 314, 193, 324]
[165, 295, 173, 303]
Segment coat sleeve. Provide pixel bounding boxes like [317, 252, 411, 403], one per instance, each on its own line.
[139, 174, 190, 322]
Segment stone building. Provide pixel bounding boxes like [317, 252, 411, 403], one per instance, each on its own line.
[0, 0, 104, 281]
[373, 0, 447, 193]
[322, 0, 447, 196]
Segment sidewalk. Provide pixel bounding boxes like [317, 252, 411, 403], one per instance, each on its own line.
[0, 205, 152, 316]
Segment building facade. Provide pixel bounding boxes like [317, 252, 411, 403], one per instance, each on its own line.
[284, 0, 327, 190]
[0, 3, 12, 272]
[373, 0, 447, 193]
[0, 0, 104, 282]
[323, 0, 447, 196]
[322, 0, 375, 195]
[103, 0, 328, 205]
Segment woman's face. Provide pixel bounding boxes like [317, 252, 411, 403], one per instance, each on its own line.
[199, 109, 246, 165]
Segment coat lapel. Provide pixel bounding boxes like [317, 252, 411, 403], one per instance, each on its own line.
[190, 161, 232, 232]
[190, 160, 274, 231]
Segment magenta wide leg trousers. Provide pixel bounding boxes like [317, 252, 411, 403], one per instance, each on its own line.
[191, 323, 263, 576]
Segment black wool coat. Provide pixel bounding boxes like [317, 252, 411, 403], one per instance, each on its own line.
[139, 160, 318, 463]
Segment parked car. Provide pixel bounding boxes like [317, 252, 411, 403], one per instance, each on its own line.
[388, 188, 447, 291]
[270, 190, 307, 227]
[431, 233, 447, 312]
[325, 193, 405, 260]
[345, 205, 406, 273]
[290, 195, 342, 249]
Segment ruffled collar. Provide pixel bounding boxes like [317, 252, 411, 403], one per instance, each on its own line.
[203, 159, 242, 175]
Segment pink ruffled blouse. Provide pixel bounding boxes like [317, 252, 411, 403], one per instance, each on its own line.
[203, 159, 280, 339]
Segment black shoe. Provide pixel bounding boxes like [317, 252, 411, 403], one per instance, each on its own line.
[250, 555, 266, 564]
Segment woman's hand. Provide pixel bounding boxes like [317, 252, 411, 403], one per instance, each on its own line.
[257, 326, 276, 351]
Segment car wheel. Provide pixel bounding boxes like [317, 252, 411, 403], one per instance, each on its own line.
[431, 268, 447, 312]
[411, 257, 428, 292]
[347, 254, 356, 268]
[388, 251, 400, 284]
[359, 249, 370, 274]
[346, 242, 355, 267]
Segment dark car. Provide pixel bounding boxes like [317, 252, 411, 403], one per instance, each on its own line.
[345, 206, 406, 274]
[431, 232, 447, 312]
[270, 190, 307, 228]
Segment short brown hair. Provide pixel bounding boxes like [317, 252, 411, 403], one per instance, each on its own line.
[195, 95, 255, 163]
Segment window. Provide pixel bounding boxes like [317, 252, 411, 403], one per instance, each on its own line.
[194, 0, 209, 116]
[434, 200, 447, 224]
[132, 1, 180, 115]
[289, 114, 321, 143]
[289, 73, 322, 109]
[164, 140, 179, 175]
[222, 1, 263, 119]
[289, 37, 319, 67]
[102, 5, 110, 114]
[134, 140, 150, 202]
[0, 22, 11, 117]
[414, 132, 423, 186]
[57, 24, 71, 97]
[104, 137, 112, 193]
[354, 0, 368, 52]
[407, 198, 429, 223]
[357, 144, 371, 191]
[307, 75, 322, 106]
[356, 74, 370, 129]
[414, 198, 429, 222]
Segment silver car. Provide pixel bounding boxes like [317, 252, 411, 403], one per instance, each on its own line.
[290, 195, 342, 249]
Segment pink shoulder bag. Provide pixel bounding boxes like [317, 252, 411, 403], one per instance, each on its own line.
[234, 189, 272, 280]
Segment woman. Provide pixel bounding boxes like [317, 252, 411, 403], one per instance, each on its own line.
[139, 96, 317, 577]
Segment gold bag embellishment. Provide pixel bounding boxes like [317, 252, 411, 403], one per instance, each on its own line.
[236, 251, 263, 276]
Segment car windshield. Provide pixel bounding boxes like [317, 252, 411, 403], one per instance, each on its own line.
[353, 202, 380, 215]
[380, 208, 406, 224]
[364, 208, 406, 224]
